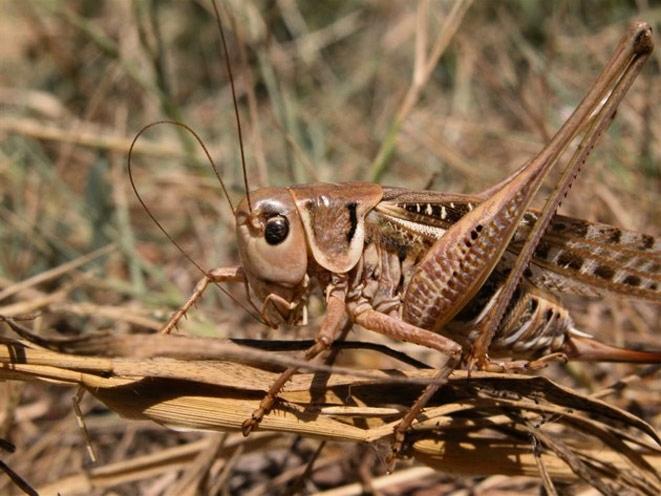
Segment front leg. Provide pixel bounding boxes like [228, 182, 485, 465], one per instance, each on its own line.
[161, 266, 245, 334]
[242, 279, 349, 434]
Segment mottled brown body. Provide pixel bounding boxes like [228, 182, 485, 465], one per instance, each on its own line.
[151, 20, 658, 468]
[234, 183, 659, 360]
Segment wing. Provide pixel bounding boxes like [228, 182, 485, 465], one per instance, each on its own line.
[508, 212, 660, 300]
[377, 187, 660, 301]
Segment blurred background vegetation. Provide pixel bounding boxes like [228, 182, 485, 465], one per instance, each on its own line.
[1, 1, 660, 494]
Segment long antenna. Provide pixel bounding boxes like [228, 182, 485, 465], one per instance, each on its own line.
[212, 0, 252, 213]
[127, 121, 263, 324]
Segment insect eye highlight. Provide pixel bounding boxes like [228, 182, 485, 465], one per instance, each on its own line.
[264, 216, 289, 245]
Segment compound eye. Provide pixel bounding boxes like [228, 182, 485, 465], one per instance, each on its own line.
[264, 216, 289, 245]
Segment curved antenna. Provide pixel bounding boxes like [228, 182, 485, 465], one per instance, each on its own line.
[127, 121, 264, 325]
[212, 0, 252, 213]
[132, 121, 235, 212]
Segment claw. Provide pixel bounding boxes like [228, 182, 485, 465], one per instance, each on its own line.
[241, 416, 260, 437]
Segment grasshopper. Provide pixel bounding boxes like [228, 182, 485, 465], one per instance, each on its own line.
[130, 12, 659, 468]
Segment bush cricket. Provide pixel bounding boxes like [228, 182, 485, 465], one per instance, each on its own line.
[129, 6, 659, 469]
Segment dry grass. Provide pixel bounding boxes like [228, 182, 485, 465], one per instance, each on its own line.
[1, 1, 660, 494]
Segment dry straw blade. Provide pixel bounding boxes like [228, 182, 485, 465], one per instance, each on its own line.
[2, 319, 660, 492]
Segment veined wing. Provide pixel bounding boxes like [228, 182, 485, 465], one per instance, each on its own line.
[509, 212, 660, 300]
[377, 187, 660, 301]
